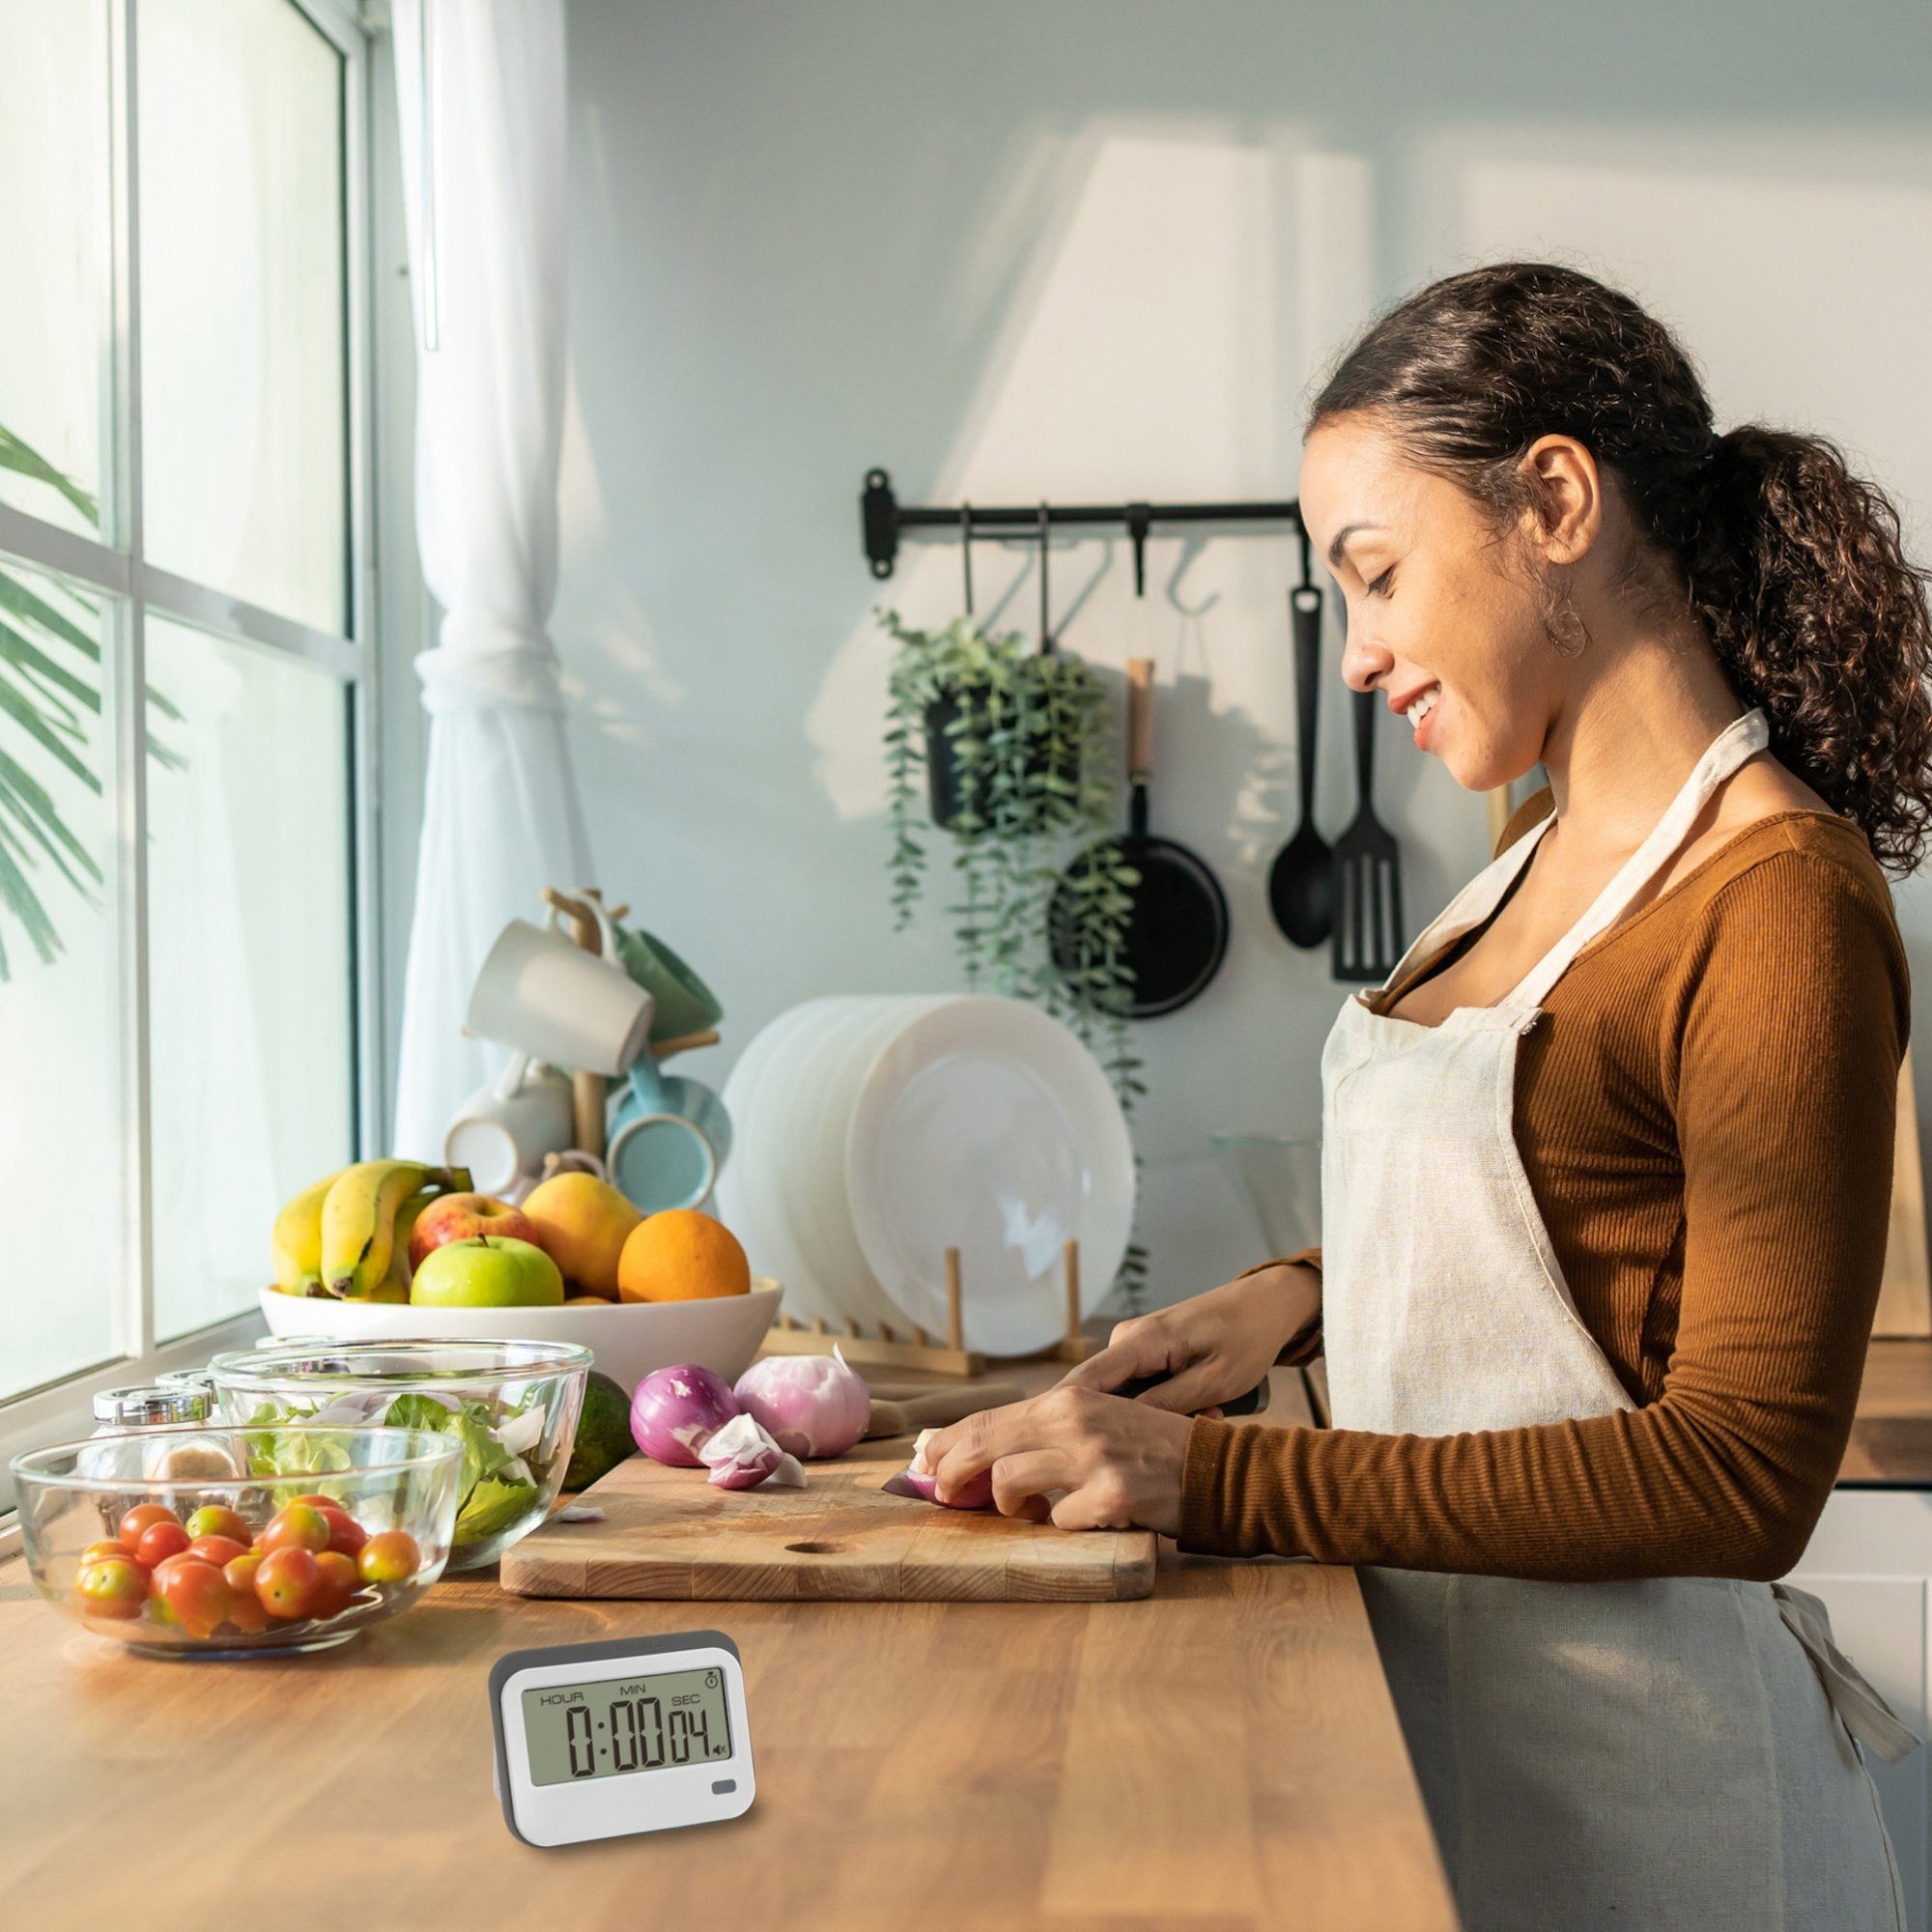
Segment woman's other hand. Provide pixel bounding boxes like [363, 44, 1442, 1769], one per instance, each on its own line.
[1057, 1262, 1318, 1416]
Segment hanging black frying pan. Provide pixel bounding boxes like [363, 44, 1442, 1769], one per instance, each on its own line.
[1051, 657, 1230, 1017]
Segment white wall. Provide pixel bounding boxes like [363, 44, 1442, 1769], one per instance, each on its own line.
[408, 1, 1932, 1307]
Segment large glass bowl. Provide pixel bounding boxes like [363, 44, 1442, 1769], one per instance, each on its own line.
[206, 1340, 591, 1570]
[13, 1424, 462, 1658]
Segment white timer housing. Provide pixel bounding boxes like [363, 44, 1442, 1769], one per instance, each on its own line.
[489, 1631, 755, 1847]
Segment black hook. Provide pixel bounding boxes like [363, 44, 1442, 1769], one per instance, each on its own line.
[1037, 500, 1054, 654]
[960, 501, 974, 615]
[1125, 501, 1151, 597]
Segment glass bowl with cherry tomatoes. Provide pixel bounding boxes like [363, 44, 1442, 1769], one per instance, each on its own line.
[11, 1425, 462, 1657]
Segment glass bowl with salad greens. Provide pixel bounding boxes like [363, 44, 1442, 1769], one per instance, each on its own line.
[207, 1340, 591, 1571]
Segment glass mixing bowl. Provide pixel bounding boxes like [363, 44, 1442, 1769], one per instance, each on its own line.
[13, 1424, 462, 1658]
[206, 1340, 591, 1570]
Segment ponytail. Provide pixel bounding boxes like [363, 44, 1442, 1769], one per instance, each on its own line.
[1309, 263, 1932, 875]
[1683, 425, 1932, 875]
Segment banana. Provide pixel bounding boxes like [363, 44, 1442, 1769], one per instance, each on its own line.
[320, 1161, 469, 1298]
[270, 1168, 348, 1295]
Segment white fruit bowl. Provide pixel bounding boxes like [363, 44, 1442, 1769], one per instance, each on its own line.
[256, 1281, 783, 1396]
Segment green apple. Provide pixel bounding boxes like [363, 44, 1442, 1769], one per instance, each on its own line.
[409, 1235, 564, 1308]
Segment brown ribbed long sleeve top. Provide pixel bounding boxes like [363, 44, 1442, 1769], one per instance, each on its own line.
[1178, 790, 1911, 1581]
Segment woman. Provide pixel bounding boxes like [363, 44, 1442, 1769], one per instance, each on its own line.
[923, 262, 1932, 1929]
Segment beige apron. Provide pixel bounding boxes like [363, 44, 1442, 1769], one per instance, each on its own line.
[1320, 707, 1916, 1931]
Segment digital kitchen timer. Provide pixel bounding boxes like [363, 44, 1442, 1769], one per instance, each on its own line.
[489, 1632, 755, 1847]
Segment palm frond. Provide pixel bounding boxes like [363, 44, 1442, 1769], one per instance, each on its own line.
[0, 426, 99, 527]
[0, 427, 185, 979]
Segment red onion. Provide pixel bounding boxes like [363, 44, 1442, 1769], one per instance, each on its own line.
[699, 1414, 807, 1491]
[731, 1346, 870, 1460]
[882, 1428, 995, 1510]
[630, 1362, 740, 1466]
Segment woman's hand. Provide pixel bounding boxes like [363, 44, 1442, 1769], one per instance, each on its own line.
[921, 1387, 1196, 1533]
[1057, 1262, 1318, 1416]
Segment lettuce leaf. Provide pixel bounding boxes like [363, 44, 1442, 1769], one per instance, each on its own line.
[383, 1393, 454, 1435]
[378, 1392, 540, 1544]
[453, 1475, 540, 1542]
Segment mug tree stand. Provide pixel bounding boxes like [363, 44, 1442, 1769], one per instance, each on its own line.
[759, 1240, 1103, 1380]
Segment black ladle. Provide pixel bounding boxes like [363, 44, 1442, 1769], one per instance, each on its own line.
[1267, 584, 1334, 948]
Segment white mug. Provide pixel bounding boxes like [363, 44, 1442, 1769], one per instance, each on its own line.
[443, 1052, 575, 1197]
[464, 913, 656, 1077]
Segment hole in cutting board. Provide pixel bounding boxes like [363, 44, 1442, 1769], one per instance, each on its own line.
[784, 1541, 847, 1555]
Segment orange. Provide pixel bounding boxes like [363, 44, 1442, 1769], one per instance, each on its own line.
[617, 1210, 752, 1303]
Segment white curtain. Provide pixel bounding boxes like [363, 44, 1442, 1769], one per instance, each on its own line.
[390, 0, 591, 1158]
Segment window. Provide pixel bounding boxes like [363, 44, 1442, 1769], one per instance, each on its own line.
[0, 0, 375, 1499]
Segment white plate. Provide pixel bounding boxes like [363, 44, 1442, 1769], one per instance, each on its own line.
[256, 1282, 782, 1395]
[717, 999, 847, 1326]
[737, 997, 854, 1326]
[844, 997, 1135, 1355]
[779, 997, 941, 1332]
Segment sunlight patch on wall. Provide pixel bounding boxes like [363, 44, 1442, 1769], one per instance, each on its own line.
[810, 127, 1365, 827]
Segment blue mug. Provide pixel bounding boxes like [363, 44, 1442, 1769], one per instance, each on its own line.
[607, 1056, 733, 1213]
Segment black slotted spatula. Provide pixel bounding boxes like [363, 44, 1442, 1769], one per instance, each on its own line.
[1330, 690, 1406, 982]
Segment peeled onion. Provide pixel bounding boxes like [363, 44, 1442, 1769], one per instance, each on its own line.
[731, 1347, 869, 1460]
[630, 1363, 740, 1466]
[882, 1427, 995, 1510]
[698, 1413, 807, 1491]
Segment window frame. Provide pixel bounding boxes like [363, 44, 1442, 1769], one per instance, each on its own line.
[0, 0, 384, 1517]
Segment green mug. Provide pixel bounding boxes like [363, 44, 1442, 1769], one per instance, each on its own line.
[614, 923, 724, 1043]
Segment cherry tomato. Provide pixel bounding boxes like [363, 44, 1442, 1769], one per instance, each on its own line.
[259, 1503, 330, 1556]
[76, 1557, 147, 1620]
[184, 1505, 249, 1546]
[187, 1534, 248, 1569]
[357, 1529, 420, 1587]
[118, 1503, 180, 1552]
[310, 1550, 360, 1619]
[147, 1549, 202, 1594]
[254, 1546, 320, 1619]
[314, 1505, 366, 1558]
[159, 1558, 233, 1639]
[134, 1520, 191, 1569]
[284, 1493, 338, 1512]
[80, 1540, 128, 1568]
[223, 1591, 270, 1635]
[222, 1548, 265, 1594]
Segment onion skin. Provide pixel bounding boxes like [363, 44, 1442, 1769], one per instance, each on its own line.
[700, 1413, 785, 1490]
[731, 1348, 870, 1460]
[630, 1363, 740, 1466]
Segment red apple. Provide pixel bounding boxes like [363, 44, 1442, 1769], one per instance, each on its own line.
[408, 1193, 538, 1273]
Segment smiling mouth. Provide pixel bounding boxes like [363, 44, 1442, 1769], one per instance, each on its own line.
[1402, 686, 1439, 733]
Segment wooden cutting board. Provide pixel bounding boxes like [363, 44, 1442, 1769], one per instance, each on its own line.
[499, 1433, 1155, 1604]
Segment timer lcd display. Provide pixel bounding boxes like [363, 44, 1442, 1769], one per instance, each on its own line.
[522, 1666, 734, 1786]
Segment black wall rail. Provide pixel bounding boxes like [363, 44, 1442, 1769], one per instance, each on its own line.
[861, 469, 1313, 592]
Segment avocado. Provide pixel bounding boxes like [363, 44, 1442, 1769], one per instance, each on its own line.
[563, 1371, 638, 1492]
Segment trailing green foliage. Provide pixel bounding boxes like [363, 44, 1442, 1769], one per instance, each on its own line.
[0, 424, 182, 980]
[879, 608, 1149, 1301]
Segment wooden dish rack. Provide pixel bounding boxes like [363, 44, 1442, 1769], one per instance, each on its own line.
[759, 1239, 1103, 1379]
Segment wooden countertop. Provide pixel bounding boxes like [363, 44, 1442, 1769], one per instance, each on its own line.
[0, 1364, 1458, 1932]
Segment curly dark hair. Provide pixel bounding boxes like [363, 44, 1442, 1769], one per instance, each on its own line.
[1307, 262, 1932, 876]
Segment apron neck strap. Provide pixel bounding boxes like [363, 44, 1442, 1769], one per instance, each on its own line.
[1503, 707, 1770, 1012]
